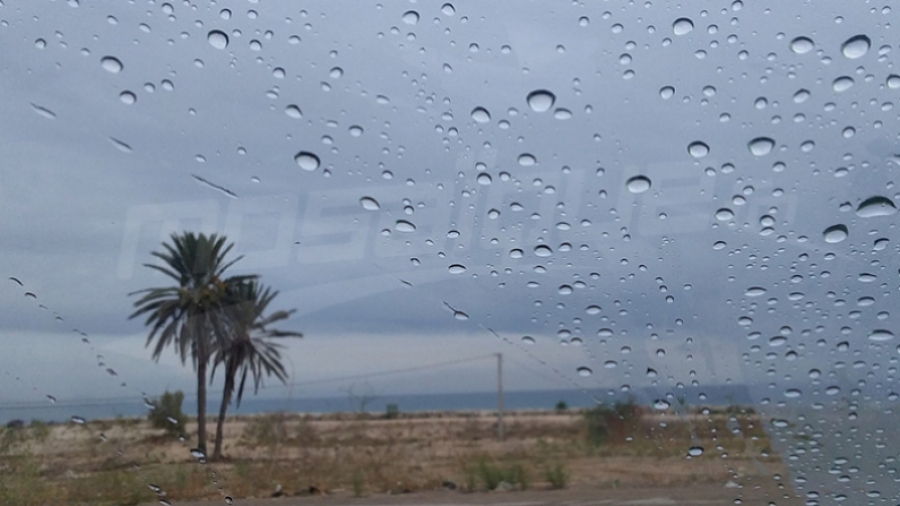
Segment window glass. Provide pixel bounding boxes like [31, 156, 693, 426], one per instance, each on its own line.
[1, 1, 897, 504]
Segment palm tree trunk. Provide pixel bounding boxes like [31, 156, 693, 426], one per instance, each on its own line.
[213, 374, 233, 460]
[197, 352, 208, 457]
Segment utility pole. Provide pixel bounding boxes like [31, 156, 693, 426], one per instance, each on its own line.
[496, 352, 505, 441]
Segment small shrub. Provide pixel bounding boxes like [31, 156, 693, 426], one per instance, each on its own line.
[467, 458, 529, 491]
[384, 404, 400, 420]
[351, 468, 366, 497]
[242, 413, 287, 448]
[28, 420, 50, 443]
[147, 390, 186, 438]
[555, 401, 568, 412]
[583, 399, 641, 446]
[544, 461, 569, 489]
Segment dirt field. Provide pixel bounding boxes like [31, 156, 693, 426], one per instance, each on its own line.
[0, 407, 795, 505]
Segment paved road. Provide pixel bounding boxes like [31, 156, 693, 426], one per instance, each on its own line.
[169, 483, 802, 506]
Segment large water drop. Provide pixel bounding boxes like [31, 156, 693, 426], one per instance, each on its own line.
[395, 220, 416, 232]
[790, 36, 814, 54]
[869, 329, 895, 342]
[294, 151, 320, 171]
[526, 90, 556, 112]
[471, 107, 491, 123]
[841, 34, 870, 59]
[517, 154, 536, 166]
[100, 56, 123, 73]
[856, 196, 897, 218]
[823, 224, 848, 243]
[748, 137, 775, 156]
[359, 197, 380, 210]
[672, 18, 693, 35]
[625, 176, 651, 194]
[688, 141, 709, 158]
[207, 30, 229, 49]
[402, 10, 419, 24]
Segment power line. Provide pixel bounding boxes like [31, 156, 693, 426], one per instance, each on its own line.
[0, 354, 495, 410]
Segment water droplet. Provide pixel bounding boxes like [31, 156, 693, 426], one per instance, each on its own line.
[521, 336, 535, 345]
[402, 10, 419, 25]
[856, 196, 897, 217]
[100, 56, 123, 73]
[832, 76, 855, 92]
[784, 389, 802, 398]
[395, 220, 416, 232]
[441, 3, 456, 16]
[71, 416, 86, 424]
[768, 335, 787, 346]
[225, 497, 234, 505]
[359, 197, 380, 210]
[534, 245, 553, 257]
[841, 34, 870, 59]
[748, 137, 775, 156]
[869, 329, 895, 341]
[823, 224, 848, 243]
[553, 108, 572, 120]
[626, 176, 651, 194]
[518, 154, 536, 166]
[745, 287, 766, 297]
[109, 137, 133, 153]
[790, 36, 814, 54]
[471, 107, 491, 123]
[329, 67, 343, 79]
[772, 419, 789, 429]
[509, 249, 523, 259]
[673, 18, 694, 35]
[207, 30, 229, 50]
[653, 400, 670, 410]
[294, 151, 320, 171]
[46, 395, 57, 403]
[526, 90, 556, 112]
[285, 105, 302, 119]
[190, 448, 206, 460]
[715, 208, 734, 221]
[453, 310, 469, 321]
[30, 103, 56, 119]
[887, 75, 900, 89]
[688, 141, 709, 158]
[476, 173, 492, 185]
[119, 91, 136, 104]
[688, 446, 704, 457]
[585, 305, 601, 315]
[576, 366, 592, 377]
[448, 264, 466, 274]
[659, 86, 675, 100]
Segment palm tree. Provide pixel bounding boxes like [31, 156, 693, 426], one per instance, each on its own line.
[210, 280, 301, 460]
[129, 232, 254, 457]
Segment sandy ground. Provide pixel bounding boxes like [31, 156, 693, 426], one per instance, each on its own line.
[2, 408, 794, 505]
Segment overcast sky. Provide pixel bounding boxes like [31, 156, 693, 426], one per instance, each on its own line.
[0, 1, 897, 421]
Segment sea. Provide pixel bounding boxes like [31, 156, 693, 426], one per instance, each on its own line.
[0, 385, 756, 425]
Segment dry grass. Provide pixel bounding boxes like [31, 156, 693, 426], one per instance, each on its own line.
[0, 407, 782, 504]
